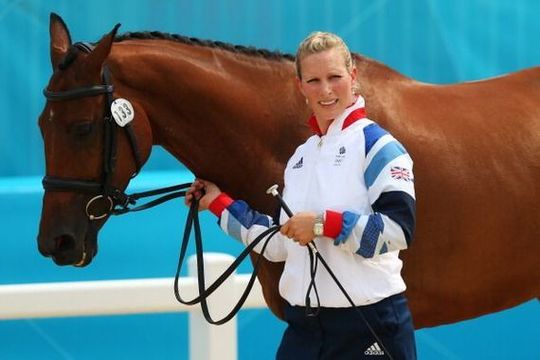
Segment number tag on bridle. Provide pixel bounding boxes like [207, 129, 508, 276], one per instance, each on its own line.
[111, 98, 135, 127]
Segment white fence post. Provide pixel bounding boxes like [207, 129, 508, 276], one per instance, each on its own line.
[188, 253, 237, 360]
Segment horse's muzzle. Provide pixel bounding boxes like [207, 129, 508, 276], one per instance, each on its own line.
[38, 233, 95, 267]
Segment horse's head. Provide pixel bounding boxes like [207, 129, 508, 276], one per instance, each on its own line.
[37, 14, 152, 266]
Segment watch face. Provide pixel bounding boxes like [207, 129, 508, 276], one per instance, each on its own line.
[314, 223, 324, 236]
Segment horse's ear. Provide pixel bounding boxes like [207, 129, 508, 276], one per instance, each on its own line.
[49, 12, 72, 70]
[84, 23, 121, 75]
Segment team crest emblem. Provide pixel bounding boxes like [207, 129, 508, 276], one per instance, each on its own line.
[334, 146, 346, 166]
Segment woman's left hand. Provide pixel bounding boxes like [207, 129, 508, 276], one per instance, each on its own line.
[280, 212, 317, 246]
[185, 179, 221, 211]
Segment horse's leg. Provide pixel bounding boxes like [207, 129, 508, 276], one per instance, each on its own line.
[249, 253, 286, 320]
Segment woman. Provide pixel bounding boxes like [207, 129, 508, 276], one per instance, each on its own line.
[186, 31, 416, 359]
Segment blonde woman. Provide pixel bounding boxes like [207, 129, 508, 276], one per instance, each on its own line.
[187, 31, 416, 359]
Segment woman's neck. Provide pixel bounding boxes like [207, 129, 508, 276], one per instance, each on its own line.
[315, 95, 359, 135]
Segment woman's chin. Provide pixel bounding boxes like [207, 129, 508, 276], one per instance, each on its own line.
[315, 108, 342, 122]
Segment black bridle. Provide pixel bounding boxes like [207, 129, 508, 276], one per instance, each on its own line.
[42, 42, 143, 220]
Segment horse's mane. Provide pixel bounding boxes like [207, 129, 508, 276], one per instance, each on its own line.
[115, 31, 295, 62]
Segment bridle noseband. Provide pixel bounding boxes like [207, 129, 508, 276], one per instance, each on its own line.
[42, 42, 143, 220]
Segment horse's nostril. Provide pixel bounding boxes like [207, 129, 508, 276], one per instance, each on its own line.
[55, 234, 75, 253]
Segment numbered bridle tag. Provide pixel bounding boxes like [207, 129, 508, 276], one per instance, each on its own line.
[111, 98, 135, 127]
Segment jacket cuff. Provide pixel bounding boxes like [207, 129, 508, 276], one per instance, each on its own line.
[208, 193, 234, 217]
[324, 210, 343, 238]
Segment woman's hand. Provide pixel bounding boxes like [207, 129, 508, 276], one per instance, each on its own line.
[185, 179, 221, 211]
[280, 211, 317, 246]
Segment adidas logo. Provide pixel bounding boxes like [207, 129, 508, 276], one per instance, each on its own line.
[364, 342, 385, 356]
[292, 157, 303, 169]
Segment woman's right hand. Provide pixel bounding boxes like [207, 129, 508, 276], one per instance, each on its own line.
[185, 178, 221, 211]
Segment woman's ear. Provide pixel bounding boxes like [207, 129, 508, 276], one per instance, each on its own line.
[350, 67, 358, 82]
[296, 77, 305, 97]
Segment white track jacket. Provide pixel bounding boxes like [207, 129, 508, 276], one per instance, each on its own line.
[209, 96, 416, 307]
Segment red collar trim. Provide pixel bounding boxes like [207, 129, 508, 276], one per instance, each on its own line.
[307, 107, 367, 136]
[342, 107, 367, 130]
[308, 115, 322, 135]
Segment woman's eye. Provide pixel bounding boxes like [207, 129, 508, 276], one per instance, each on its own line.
[71, 121, 94, 137]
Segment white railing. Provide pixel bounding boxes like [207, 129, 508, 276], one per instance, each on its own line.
[0, 253, 267, 360]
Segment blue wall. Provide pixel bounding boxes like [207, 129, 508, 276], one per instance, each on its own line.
[0, 1, 539, 359]
[2, 0, 540, 176]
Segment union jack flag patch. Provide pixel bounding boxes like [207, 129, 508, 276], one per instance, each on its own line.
[390, 166, 413, 182]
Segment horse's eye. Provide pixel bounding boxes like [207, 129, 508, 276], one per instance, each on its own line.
[71, 121, 94, 137]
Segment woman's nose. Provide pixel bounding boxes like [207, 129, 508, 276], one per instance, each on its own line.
[320, 81, 332, 95]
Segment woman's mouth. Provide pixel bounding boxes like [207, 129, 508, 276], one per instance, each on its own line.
[319, 99, 338, 106]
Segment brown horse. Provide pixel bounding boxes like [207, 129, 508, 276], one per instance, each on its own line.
[37, 14, 539, 329]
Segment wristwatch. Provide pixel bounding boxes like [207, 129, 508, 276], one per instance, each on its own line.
[313, 213, 324, 237]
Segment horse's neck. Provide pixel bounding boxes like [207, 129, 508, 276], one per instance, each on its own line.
[108, 40, 310, 211]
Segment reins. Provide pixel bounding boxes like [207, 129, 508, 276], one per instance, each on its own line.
[116, 183, 393, 358]
[173, 200, 281, 325]
[102, 182, 281, 325]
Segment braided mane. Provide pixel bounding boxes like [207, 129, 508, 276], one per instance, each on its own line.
[115, 31, 295, 61]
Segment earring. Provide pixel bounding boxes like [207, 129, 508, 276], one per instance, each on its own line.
[305, 98, 309, 104]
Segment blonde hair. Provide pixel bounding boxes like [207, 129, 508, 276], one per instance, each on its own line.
[295, 31, 355, 79]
